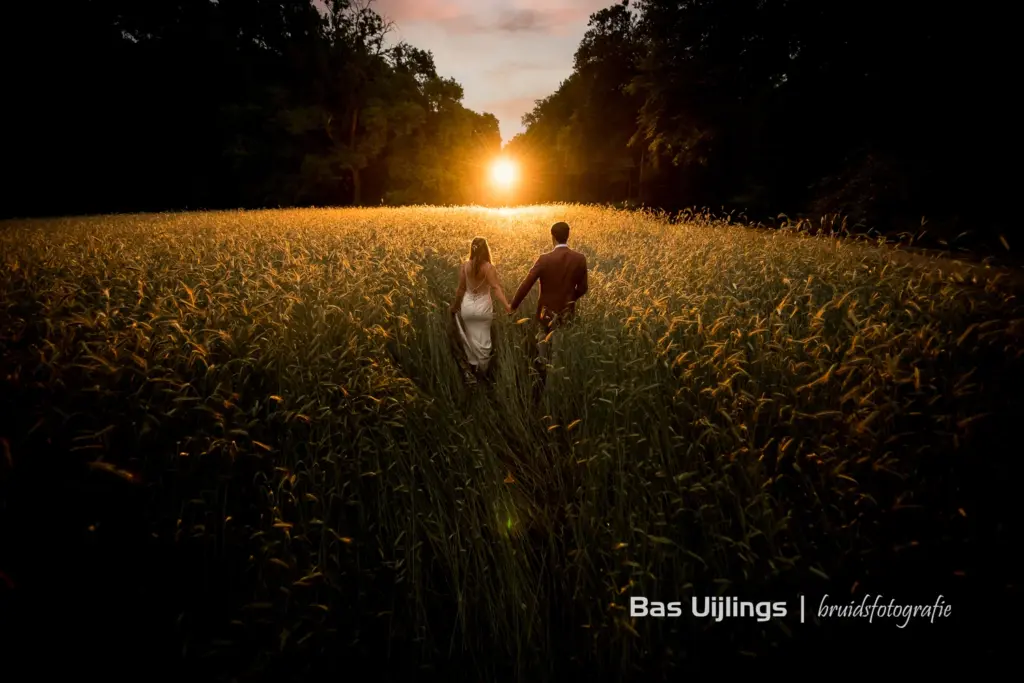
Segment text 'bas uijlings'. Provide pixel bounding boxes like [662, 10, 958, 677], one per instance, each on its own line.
[631, 597, 788, 622]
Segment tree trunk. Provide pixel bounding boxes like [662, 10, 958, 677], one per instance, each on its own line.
[638, 147, 646, 204]
[349, 108, 361, 205]
[351, 167, 362, 205]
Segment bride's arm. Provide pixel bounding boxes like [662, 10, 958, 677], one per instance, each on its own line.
[487, 264, 512, 313]
[450, 263, 466, 314]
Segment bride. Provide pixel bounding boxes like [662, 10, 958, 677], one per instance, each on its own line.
[449, 237, 512, 382]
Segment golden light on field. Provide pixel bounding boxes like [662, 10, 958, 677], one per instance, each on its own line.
[489, 157, 517, 190]
[2, 205, 1019, 682]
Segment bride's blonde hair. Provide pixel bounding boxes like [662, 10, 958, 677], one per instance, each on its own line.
[469, 237, 491, 278]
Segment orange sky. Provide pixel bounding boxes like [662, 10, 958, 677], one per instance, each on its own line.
[373, 0, 614, 144]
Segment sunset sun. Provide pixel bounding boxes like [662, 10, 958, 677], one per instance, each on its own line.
[490, 158, 517, 189]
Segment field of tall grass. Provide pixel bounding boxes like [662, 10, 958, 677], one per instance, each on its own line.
[1, 205, 1022, 678]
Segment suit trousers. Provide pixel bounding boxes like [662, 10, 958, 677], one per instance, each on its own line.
[529, 312, 574, 402]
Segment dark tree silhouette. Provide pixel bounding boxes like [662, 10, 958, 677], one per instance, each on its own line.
[1, 0, 1017, 248]
[0, 0, 500, 218]
[509, 0, 1018, 247]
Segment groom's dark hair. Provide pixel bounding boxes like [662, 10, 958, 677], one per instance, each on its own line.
[551, 222, 570, 244]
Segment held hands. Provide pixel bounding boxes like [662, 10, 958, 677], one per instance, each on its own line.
[504, 302, 513, 315]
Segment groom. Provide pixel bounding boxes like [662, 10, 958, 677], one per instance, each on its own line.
[509, 221, 589, 402]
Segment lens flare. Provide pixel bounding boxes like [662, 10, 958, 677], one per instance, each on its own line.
[490, 158, 517, 189]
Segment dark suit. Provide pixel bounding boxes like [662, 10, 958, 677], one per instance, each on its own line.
[511, 244, 588, 403]
[510, 245, 588, 325]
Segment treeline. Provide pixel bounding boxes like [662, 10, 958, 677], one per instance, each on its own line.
[1, 0, 500, 217]
[507, 0, 1017, 243]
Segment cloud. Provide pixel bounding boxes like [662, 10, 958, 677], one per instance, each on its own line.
[495, 10, 537, 32]
[373, 0, 464, 24]
[495, 9, 581, 34]
[373, 1, 481, 34]
[374, 0, 595, 36]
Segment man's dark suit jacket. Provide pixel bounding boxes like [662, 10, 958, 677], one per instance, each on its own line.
[511, 245, 588, 324]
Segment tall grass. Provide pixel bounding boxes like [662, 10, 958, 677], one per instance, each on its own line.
[1, 205, 1021, 678]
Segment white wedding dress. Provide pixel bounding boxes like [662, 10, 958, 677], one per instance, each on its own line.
[455, 269, 493, 373]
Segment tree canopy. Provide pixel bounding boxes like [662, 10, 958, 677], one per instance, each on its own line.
[507, 0, 1017, 242]
[1, 0, 501, 216]
[2, 0, 1016, 243]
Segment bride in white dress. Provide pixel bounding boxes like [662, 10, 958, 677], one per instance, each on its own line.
[449, 237, 512, 381]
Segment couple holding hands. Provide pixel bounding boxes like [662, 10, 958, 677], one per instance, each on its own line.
[449, 221, 588, 389]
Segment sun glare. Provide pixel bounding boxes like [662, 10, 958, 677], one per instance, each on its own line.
[490, 158, 517, 189]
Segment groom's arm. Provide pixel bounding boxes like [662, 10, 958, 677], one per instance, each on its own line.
[573, 257, 589, 300]
[510, 258, 542, 311]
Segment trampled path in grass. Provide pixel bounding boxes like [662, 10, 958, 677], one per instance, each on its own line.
[1, 205, 1022, 677]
